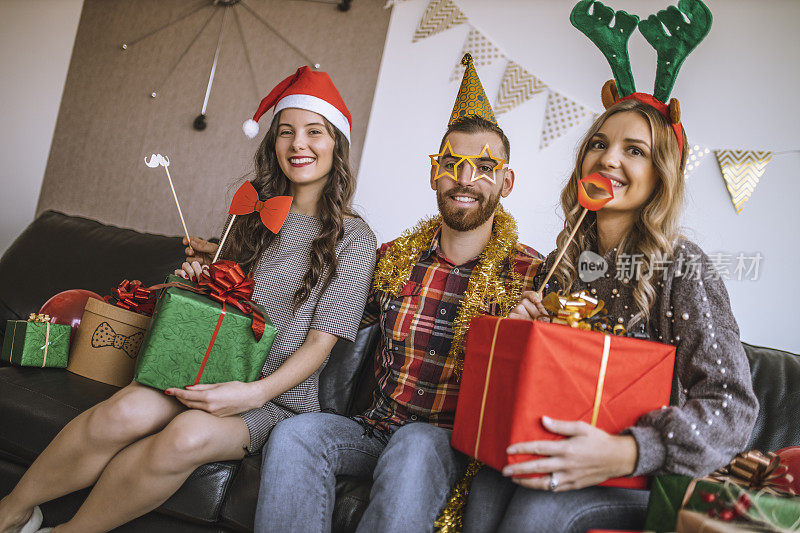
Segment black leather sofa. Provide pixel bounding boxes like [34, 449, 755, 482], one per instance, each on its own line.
[1, 211, 799, 532]
[0, 211, 375, 531]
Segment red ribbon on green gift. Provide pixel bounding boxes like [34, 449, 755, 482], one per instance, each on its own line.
[196, 260, 266, 342]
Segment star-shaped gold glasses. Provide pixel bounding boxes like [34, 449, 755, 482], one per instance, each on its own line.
[429, 141, 507, 184]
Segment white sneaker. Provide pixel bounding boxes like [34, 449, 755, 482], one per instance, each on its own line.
[17, 506, 42, 533]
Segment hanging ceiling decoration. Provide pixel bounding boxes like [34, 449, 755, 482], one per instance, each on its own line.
[120, 0, 349, 130]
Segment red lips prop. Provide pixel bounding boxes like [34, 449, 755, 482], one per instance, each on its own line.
[578, 173, 614, 211]
[535, 174, 615, 296]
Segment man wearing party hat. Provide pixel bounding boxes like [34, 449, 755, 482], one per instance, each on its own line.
[255, 54, 543, 532]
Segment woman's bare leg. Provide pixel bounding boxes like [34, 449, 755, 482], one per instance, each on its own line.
[0, 382, 183, 532]
[53, 409, 250, 533]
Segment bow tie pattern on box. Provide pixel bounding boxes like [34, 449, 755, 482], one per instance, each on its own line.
[91, 322, 144, 359]
[67, 297, 150, 387]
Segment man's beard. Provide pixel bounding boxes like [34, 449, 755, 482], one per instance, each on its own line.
[436, 185, 501, 232]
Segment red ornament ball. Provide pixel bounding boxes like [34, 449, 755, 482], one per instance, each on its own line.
[775, 446, 800, 494]
[39, 289, 104, 344]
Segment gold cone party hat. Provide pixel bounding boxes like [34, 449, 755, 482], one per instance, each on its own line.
[449, 53, 497, 126]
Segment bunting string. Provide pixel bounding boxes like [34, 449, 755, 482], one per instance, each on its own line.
[449, 28, 503, 82]
[495, 60, 547, 115]
[414, 0, 467, 42]
[404, 0, 799, 211]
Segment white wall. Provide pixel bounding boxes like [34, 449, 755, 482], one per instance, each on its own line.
[0, 0, 84, 255]
[356, 0, 800, 353]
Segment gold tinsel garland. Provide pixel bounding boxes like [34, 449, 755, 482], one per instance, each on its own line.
[373, 205, 522, 377]
[434, 459, 483, 532]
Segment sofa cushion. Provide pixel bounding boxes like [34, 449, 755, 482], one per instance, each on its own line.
[744, 342, 800, 452]
[0, 210, 185, 339]
[319, 324, 380, 415]
[0, 367, 238, 524]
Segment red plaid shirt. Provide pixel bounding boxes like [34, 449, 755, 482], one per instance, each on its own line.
[360, 228, 543, 430]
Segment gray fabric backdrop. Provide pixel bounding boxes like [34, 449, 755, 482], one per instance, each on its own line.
[37, 0, 390, 239]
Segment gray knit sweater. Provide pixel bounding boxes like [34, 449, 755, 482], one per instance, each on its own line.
[534, 239, 758, 477]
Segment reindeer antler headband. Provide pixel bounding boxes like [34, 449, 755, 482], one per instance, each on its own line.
[571, 0, 713, 157]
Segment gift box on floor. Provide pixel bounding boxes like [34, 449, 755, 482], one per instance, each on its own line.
[676, 510, 750, 532]
[646, 454, 800, 532]
[67, 298, 150, 387]
[452, 316, 675, 489]
[134, 272, 277, 390]
[645, 474, 694, 531]
[1, 315, 70, 368]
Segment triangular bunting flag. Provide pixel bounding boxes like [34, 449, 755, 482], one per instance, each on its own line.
[413, 0, 467, 42]
[715, 149, 773, 213]
[495, 60, 547, 115]
[539, 91, 593, 150]
[684, 144, 711, 179]
[450, 28, 503, 82]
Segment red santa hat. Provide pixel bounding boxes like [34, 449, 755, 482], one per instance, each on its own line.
[243, 66, 351, 143]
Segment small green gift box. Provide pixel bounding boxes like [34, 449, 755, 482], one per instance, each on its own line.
[2, 317, 70, 368]
[647, 472, 800, 532]
[134, 274, 277, 390]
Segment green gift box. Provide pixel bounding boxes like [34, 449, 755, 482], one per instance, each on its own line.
[646, 474, 800, 532]
[2, 319, 70, 368]
[134, 275, 277, 390]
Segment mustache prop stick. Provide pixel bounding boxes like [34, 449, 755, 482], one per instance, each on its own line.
[212, 181, 292, 263]
[144, 154, 192, 249]
[536, 173, 614, 297]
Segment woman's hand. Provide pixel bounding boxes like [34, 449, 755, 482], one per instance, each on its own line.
[184, 236, 218, 264]
[175, 260, 209, 281]
[508, 291, 550, 321]
[166, 381, 263, 417]
[174, 236, 218, 280]
[502, 416, 638, 491]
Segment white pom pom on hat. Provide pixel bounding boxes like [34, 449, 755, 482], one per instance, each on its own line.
[242, 119, 259, 139]
[243, 65, 351, 143]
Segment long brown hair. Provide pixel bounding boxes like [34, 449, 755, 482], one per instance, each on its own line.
[553, 98, 688, 326]
[223, 110, 357, 309]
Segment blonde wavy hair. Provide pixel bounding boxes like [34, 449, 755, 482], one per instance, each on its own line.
[552, 98, 688, 326]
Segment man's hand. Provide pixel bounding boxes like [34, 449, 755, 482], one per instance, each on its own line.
[166, 381, 264, 417]
[501, 416, 638, 491]
[508, 291, 550, 321]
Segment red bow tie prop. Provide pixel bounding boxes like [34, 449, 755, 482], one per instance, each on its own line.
[230, 181, 292, 234]
[213, 181, 292, 263]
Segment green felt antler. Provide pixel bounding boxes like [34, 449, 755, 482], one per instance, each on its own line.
[638, 0, 712, 102]
[570, 0, 639, 97]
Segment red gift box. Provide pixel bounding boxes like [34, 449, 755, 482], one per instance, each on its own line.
[452, 316, 676, 489]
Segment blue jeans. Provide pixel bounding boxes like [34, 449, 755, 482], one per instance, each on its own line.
[463, 466, 650, 533]
[255, 412, 467, 533]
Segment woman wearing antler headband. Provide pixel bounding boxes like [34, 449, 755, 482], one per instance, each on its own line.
[0, 67, 377, 533]
[461, 1, 758, 531]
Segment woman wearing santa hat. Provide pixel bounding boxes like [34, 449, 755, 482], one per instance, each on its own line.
[0, 66, 376, 533]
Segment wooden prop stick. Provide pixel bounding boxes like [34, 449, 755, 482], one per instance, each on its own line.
[144, 154, 191, 248]
[535, 208, 588, 297]
[213, 214, 236, 263]
[535, 174, 615, 298]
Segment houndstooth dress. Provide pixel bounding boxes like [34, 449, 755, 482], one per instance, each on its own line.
[238, 212, 376, 452]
